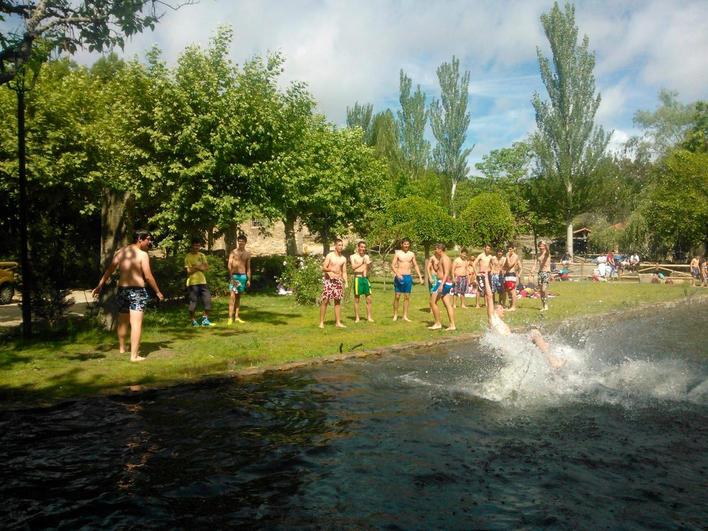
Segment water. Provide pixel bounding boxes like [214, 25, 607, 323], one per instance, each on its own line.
[1, 302, 706, 529]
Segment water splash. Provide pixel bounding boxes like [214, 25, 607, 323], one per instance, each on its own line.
[464, 330, 707, 408]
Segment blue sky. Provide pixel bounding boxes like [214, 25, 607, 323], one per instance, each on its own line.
[6, 0, 708, 171]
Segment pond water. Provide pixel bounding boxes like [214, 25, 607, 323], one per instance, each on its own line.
[1, 302, 706, 529]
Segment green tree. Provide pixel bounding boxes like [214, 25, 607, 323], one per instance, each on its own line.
[346, 101, 374, 144]
[681, 101, 708, 153]
[397, 69, 429, 179]
[642, 149, 708, 259]
[429, 55, 473, 216]
[457, 192, 516, 249]
[531, 1, 610, 258]
[630, 90, 699, 159]
[387, 196, 455, 262]
[0, 0, 188, 85]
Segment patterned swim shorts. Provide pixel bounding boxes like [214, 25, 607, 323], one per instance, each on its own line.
[454, 275, 468, 296]
[491, 274, 503, 293]
[538, 271, 552, 288]
[117, 287, 149, 313]
[321, 277, 344, 302]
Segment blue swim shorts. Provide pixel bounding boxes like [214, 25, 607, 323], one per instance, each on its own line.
[394, 274, 413, 294]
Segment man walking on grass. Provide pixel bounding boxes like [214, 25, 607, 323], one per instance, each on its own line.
[428, 243, 456, 331]
[319, 238, 348, 328]
[185, 238, 214, 327]
[391, 238, 423, 322]
[92, 230, 164, 362]
[228, 234, 251, 325]
[350, 240, 374, 323]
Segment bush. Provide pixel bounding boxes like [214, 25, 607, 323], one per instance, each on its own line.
[279, 256, 325, 305]
[250, 255, 287, 290]
[457, 192, 516, 248]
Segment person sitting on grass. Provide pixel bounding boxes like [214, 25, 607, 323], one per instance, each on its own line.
[486, 303, 566, 369]
[185, 238, 213, 327]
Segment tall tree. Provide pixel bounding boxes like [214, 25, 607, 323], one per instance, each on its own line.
[397, 69, 429, 179]
[531, 1, 610, 258]
[429, 55, 473, 216]
[346, 101, 374, 144]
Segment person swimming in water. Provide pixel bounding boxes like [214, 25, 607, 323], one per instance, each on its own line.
[486, 303, 566, 369]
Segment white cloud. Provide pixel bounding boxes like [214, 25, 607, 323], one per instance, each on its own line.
[61, 0, 707, 159]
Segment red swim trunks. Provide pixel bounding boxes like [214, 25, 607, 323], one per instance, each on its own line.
[321, 277, 344, 302]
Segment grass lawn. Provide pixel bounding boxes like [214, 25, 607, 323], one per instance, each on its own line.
[0, 280, 703, 406]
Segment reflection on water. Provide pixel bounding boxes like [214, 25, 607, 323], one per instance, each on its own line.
[1, 302, 706, 528]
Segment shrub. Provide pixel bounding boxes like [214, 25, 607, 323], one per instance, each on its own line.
[279, 255, 325, 305]
[457, 192, 516, 248]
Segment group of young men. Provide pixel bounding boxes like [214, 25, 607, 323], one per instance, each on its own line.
[317, 237, 554, 332]
[94, 231, 554, 363]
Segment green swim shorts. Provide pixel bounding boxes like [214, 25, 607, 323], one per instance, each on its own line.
[353, 276, 371, 296]
[229, 274, 248, 294]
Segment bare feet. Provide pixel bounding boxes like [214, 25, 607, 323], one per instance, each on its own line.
[336, 323, 347, 328]
[355, 318, 361, 323]
[130, 356, 146, 362]
[319, 323, 325, 329]
[392, 315, 398, 321]
[428, 324, 442, 330]
[445, 326, 457, 331]
[402, 316, 412, 322]
[367, 318, 375, 322]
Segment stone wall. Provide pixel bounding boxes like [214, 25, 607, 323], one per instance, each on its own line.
[212, 220, 354, 257]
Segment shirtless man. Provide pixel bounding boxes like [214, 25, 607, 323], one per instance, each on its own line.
[487, 303, 565, 369]
[428, 243, 456, 331]
[535, 241, 551, 312]
[490, 248, 505, 306]
[227, 234, 251, 324]
[92, 230, 164, 362]
[391, 238, 423, 321]
[350, 240, 373, 323]
[452, 248, 470, 309]
[502, 243, 522, 311]
[319, 238, 348, 328]
[690, 255, 701, 287]
[474, 244, 494, 310]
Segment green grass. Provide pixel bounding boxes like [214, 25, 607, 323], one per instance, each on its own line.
[0, 280, 703, 406]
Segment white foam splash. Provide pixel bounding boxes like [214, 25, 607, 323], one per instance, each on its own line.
[407, 330, 707, 409]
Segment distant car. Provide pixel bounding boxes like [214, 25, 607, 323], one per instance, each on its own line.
[0, 261, 18, 304]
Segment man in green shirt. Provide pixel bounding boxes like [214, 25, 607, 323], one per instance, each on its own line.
[185, 238, 213, 326]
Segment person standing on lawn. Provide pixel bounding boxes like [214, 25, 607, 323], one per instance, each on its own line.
[428, 243, 456, 331]
[452, 248, 470, 309]
[228, 234, 251, 325]
[474, 244, 494, 310]
[536, 240, 551, 312]
[490, 248, 505, 306]
[391, 238, 423, 322]
[185, 238, 213, 327]
[92, 230, 164, 362]
[350, 240, 374, 323]
[501, 243, 522, 311]
[319, 238, 348, 328]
